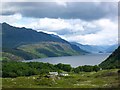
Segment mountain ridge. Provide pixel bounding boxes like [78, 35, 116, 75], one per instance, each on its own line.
[1, 23, 87, 60]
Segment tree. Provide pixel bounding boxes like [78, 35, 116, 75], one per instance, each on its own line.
[93, 65, 100, 72]
[73, 67, 80, 73]
[82, 65, 93, 72]
[55, 63, 72, 72]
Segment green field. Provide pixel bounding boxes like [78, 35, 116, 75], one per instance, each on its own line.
[2, 69, 119, 88]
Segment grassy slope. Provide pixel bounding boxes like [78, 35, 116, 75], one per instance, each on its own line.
[2, 69, 119, 88]
[2, 42, 81, 60]
[2, 48, 36, 60]
[17, 42, 80, 59]
[1, 52, 23, 61]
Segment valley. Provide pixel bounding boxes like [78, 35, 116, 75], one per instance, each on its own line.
[0, 1, 119, 89]
[1, 23, 119, 88]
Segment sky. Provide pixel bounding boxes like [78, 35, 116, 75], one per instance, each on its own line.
[0, 0, 118, 46]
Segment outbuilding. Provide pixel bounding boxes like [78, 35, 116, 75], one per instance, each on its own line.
[49, 72, 58, 76]
[59, 72, 69, 76]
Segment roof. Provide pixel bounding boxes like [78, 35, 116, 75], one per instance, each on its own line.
[49, 72, 58, 75]
[60, 72, 68, 74]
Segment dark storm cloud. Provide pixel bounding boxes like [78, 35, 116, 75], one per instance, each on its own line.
[2, 2, 117, 21]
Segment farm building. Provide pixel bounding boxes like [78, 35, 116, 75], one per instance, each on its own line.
[59, 72, 69, 76]
[49, 72, 58, 76]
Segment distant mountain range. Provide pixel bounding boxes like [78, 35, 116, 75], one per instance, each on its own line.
[1, 23, 87, 61]
[105, 45, 118, 53]
[70, 42, 118, 54]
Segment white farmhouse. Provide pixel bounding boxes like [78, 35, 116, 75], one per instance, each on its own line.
[49, 72, 58, 76]
[59, 72, 69, 76]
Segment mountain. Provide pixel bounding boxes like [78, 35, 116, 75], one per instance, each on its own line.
[99, 46, 120, 69]
[50, 34, 61, 39]
[1, 23, 87, 60]
[71, 42, 117, 53]
[105, 44, 118, 53]
[1, 22, 69, 48]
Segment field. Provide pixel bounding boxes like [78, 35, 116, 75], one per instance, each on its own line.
[1, 69, 119, 88]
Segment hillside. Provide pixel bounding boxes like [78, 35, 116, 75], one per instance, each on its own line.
[17, 42, 81, 59]
[99, 46, 120, 69]
[1, 23, 87, 60]
[2, 52, 23, 61]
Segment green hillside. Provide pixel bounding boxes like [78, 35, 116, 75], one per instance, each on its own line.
[17, 42, 80, 58]
[99, 46, 120, 69]
[2, 52, 23, 61]
[2, 41, 86, 60]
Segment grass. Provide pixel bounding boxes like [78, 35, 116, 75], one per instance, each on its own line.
[2, 69, 119, 88]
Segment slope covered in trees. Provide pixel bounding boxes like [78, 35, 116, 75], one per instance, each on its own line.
[99, 46, 120, 69]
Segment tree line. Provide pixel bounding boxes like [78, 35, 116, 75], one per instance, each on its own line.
[2, 61, 101, 78]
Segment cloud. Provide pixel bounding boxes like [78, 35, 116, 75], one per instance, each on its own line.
[0, 1, 118, 45]
[0, 13, 22, 23]
[48, 0, 117, 1]
[1, 2, 117, 21]
[9, 17, 99, 35]
[1, 14, 117, 45]
[55, 0, 67, 7]
[63, 19, 118, 45]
